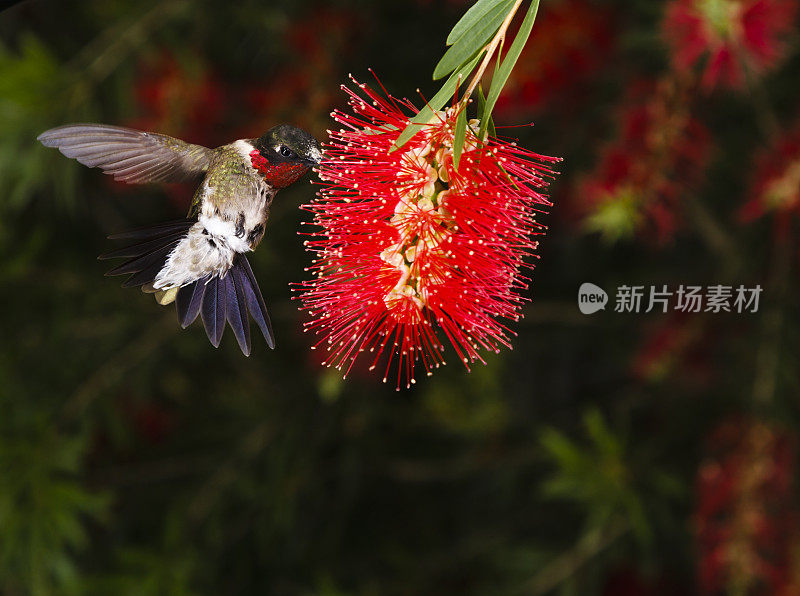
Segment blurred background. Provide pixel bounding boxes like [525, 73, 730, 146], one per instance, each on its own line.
[1, 0, 800, 593]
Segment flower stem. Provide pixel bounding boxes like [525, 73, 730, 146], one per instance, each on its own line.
[459, 0, 525, 105]
[736, 46, 779, 140]
[752, 224, 793, 407]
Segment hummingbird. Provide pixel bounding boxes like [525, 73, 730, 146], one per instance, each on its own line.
[38, 123, 322, 355]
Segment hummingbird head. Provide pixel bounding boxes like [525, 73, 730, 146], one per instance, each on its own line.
[251, 124, 322, 189]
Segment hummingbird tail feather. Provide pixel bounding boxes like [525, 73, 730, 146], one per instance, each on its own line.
[234, 254, 276, 350]
[100, 220, 194, 289]
[101, 221, 274, 355]
[173, 254, 275, 355]
[200, 275, 226, 349]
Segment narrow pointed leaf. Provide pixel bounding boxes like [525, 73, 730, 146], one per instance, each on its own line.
[446, 0, 514, 46]
[433, 0, 515, 80]
[452, 107, 468, 171]
[393, 50, 484, 151]
[477, 83, 487, 119]
[479, 0, 540, 141]
[477, 84, 497, 138]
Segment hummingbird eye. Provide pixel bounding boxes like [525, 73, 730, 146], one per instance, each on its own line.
[277, 145, 296, 158]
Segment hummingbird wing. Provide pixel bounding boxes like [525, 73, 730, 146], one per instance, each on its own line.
[38, 123, 213, 184]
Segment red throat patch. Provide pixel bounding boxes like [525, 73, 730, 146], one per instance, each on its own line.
[249, 149, 308, 189]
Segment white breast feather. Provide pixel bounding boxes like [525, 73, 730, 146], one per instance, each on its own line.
[233, 139, 256, 161]
[199, 214, 251, 253]
[152, 141, 271, 289]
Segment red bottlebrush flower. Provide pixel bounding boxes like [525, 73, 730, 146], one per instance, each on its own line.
[695, 418, 799, 594]
[740, 122, 800, 226]
[663, 0, 798, 91]
[582, 78, 711, 244]
[296, 77, 560, 388]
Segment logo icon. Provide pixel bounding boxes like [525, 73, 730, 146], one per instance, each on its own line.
[578, 282, 608, 314]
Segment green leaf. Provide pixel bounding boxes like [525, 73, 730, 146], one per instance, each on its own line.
[539, 429, 585, 470]
[487, 115, 497, 138]
[446, 0, 513, 46]
[476, 84, 497, 138]
[452, 107, 468, 171]
[362, 123, 399, 135]
[433, 0, 515, 80]
[392, 50, 484, 152]
[479, 0, 540, 140]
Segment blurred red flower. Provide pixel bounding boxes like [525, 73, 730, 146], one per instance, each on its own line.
[695, 418, 799, 594]
[631, 312, 712, 386]
[297, 78, 560, 388]
[663, 0, 798, 91]
[494, 0, 616, 119]
[601, 566, 688, 596]
[131, 51, 225, 146]
[243, 7, 362, 138]
[122, 51, 226, 210]
[740, 122, 800, 233]
[582, 78, 711, 243]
